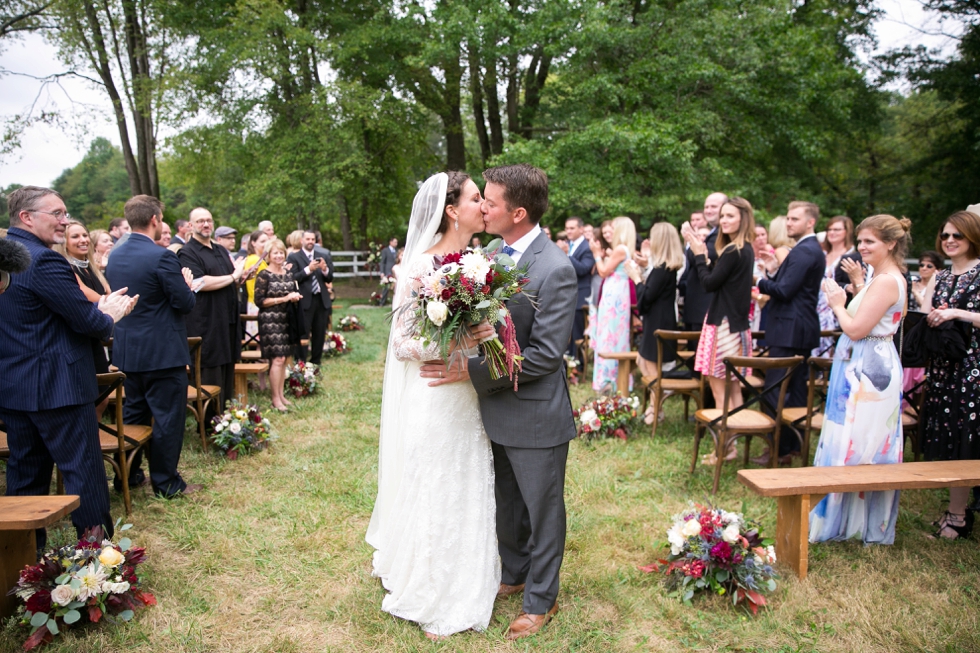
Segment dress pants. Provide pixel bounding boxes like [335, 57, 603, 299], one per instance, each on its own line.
[763, 345, 810, 457]
[491, 440, 568, 615]
[304, 298, 330, 364]
[122, 367, 189, 497]
[1, 404, 113, 551]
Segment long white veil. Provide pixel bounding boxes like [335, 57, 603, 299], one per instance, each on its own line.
[366, 173, 448, 550]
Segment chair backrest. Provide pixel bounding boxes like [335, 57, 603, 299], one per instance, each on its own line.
[719, 355, 804, 425]
[805, 356, 833, 417]
[187, 336, 204, 394]
[654, 329, 702, 379]
[95, 372, 128, 448]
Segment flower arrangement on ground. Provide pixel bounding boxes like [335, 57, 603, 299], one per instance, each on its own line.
[641, 503, 778, 615]
[365, 241, 384, 274]
[321, 331, 350, 358]
[338, 314, 364, 331]
[9, 523, 155, 651]
[370, 290, 383, 306]
[573, 394, 641, 440]
[285, 360, 320, 397]
[211, 400, 276, 458]
[400, 242, 529, 386]
[563, 354, 579, 381]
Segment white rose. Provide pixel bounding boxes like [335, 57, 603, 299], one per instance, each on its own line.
[579, 409, 597, 424]
[215, 423, 224, 433]
[766, 545, 777, 563]
[721, 523, 740, 544]
[667, 525, 686, 555]
[459, 252, 491, 283]
[229, 422, 242, 434]
[109, 581, 130, 594]
[681, 519, 702, 537]
[50, 584, 75, 606]
[427, 300, 449, 327]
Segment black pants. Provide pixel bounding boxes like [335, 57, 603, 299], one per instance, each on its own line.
[122, 367, 189, 497]
[567, 304, 586, 365]
[1, 404, 113, 551]
[764, 345, 810, 456]
[304, 300, 331, 364]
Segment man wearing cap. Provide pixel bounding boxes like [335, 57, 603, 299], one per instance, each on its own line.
[214, 226, 238, 264]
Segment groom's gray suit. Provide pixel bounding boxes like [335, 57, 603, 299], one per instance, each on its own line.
[468, 230, 577, 615]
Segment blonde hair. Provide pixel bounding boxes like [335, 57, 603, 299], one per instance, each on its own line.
[89, 229, 111, 253]
[648, 222, 684, 271]
[610, 216, 636, 253]
[167, 243, 184, 254]
[286, 229, 304, 251]
[54, 220, 110, 293]
[716, 197, 756, 255]
[263, 238, 287, 261]
[857, 214, 912, 271]
[767, 216, 793, 250]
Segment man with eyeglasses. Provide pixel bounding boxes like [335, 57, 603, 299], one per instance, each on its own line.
[0, 186, 137, 550]
[177, 207, 246, 419]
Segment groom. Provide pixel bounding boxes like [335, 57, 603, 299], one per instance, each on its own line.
[422, 164, 577, 640]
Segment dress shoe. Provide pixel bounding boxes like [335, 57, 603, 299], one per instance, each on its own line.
[497, 582, 525, 599]
[181, 483, 204, 495]
[505, 602, 559, 641]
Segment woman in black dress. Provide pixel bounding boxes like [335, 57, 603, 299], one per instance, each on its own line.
[254, 238, 302, 412]
[625, 222, 685, 424]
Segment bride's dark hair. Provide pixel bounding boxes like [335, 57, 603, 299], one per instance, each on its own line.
[437, 171, 471, 235]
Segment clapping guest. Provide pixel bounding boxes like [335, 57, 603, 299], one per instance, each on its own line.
[682, 197, 756, 464]
[911, 250, 943, 311]
[254, 238, 303, 412]
[766, 216, 794, 266]
[814, 216, 860, 356]
[90, 228, 113, 272]
[589, 216, 636, 392]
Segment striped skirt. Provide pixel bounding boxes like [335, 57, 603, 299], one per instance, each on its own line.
[694, 317, 752, 379]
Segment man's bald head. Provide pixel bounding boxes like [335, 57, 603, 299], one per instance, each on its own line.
[703, 192, 729, 228]
[189, 207, 214, 241]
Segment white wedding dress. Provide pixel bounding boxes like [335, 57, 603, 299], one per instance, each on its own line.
[366, 174, 499, 636]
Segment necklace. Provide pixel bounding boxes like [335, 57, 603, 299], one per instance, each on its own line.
[68, 255, 89, 269]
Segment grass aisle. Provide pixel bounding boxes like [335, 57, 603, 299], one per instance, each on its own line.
[3, 307, 980, 652]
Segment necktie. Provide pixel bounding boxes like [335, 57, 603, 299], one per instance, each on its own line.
[502, 245, 516, 257]
[309, 252, 320, 294]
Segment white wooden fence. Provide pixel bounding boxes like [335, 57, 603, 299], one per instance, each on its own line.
[332, 251, 376, 278]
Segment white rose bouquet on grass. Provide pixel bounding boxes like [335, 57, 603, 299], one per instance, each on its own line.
[211, 400, 276, 459]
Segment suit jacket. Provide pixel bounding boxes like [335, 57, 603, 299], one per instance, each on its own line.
[288, 247, 335, 310]
[757, 234, 826, 350]
[106, 233, 196, 372]
[678, 229, 718, 325]
[567, 238, 595, 309]
[468, 232, 578, 448]
[379, 246, 396, 277]
[0, 228, 115, 411]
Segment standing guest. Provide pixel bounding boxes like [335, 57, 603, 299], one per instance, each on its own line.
[814, 215, 859, 356]
[236, 233, 250, 260]
[254, 238, 303, 412]
[288, 230, 335, 364]
[108, 217, 130, 243]
[625, 222, 684, 423]
[90, 228, 113, 272]
[173, 219, 190, 245]
[243, 230, 269, 350]
[555, 233, 569, 253]
[155, 221, 172, 247]
[542, 225, 552, 240]
[589, 216, 636, 392]
[689, 211, 707, 234]
[586, 220, 614, 331]
[809, 215, 909, 545]
[767, 216, 794, 266]
[106, 195, 200, 497]
[679, 193, 726, 332]
[214, 226, 238, 260]
[920, 211, 980, 540]
[910, 250, 943, 311]
[565, 216, 595, 370]
[285, 229, 304, 255]
[0, 186, 136, 550]
[583, 224, 594, 241]
[470, 235, 483, 249]
[682, 197, 755, 464]
[258, 220, 275, 240]
[379, 237, 398, 306]
[178, 207, 246, 414]
[750, 224, 771, 333]
[753, 202, 826, 466]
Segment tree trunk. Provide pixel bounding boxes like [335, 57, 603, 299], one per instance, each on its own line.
[359, 195, 369, 250]
[443, 48, 466, 170]
[468, 44, 490, 167]
[484, 56, 504, 156]
[520, 50, 551, 140]
[505, 51, 520, 136]
[121, 0, 158, 196]
[339, 195, 354, 251]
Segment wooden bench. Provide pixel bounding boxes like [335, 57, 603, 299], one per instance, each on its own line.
[598, 351, 638, 397]
[738, 460, 980, 579]
[0, 495, 80, 618]
[234, 362, 270, 404]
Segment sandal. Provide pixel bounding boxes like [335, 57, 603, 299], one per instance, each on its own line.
[643, 407, 656, 425]
[701, 447, 738, 466]
[929, 511, 974, 540]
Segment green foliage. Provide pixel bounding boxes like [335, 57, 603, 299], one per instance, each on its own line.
[51, 138, 131, 226]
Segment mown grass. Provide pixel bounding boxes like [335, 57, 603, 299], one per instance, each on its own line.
[3, 306, 980, 652]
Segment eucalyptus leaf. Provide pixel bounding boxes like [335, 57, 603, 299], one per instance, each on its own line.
[63, 609, 81, 624]
[30, 611, 48, 627]
[715, 570, 729, 582]
[120, 523, 133, 531]
[46, 619, 59, 635]
[119, 537, 132, 551]
[119, 609, 135, 622]
[67, 601, 85, 609]
[474, 300, 492, 309]
[485, 238, 502, 252]
[55, 574, 70, 585]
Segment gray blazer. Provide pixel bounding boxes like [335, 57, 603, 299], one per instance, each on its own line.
[380, 246, 397, 277]
[469, 231, 578, 448]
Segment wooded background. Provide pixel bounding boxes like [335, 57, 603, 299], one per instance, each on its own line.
[1, 0, 977, 251]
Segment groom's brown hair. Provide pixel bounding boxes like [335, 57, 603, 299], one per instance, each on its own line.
[483, 164, 549, 224]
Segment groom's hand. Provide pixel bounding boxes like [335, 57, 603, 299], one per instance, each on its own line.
[420, 361, 470, 387]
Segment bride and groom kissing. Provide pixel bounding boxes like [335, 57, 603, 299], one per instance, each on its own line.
[366, 164, 578, 640]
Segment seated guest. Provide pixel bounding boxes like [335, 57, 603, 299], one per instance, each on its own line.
[625, 222, 684, 424]
[254, 239, 303, 412]
[0, 186, 136, 550]
[106, 195, 200, 497]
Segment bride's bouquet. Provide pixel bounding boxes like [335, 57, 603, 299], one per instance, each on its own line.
[402, 240, 530, 386]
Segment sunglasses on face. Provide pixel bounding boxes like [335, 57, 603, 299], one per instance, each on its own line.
[919, 262, 936, 269]
[940, 232, 965, 241]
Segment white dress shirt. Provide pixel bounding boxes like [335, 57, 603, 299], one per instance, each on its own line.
[503, 225, 542, 266]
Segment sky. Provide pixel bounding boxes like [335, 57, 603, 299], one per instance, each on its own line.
[0, 0, 965, 189]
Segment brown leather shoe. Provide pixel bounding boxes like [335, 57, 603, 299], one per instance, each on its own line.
[496, 582, 525, 599]
[505, 603, 559, 641]
[181, 483, 204, 496]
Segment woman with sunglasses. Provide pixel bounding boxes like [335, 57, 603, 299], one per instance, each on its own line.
[920, 211, 980, 540]
[910, 250, 943, 311]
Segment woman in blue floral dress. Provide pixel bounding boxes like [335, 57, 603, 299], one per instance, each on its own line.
[589, 216, 636, 392]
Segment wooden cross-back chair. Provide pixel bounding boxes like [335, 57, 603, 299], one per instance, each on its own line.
[777, 356, 832, 467]
[95, 372, 153, 515]
[186, 337, 221, 451]
[691, 355, 804, 493]
[645, 330, 704, 436]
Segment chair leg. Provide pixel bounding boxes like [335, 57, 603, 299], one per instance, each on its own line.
[690, 422, 704, 473]
[118, 449, 132, 516]
[712, 429, 726, 494]
[55, 468, 64, 495]
[198, 398, 209, 451]
[683, 395, 690, 422]
[650, 389, 661, 438]
[743, 435, 751, 465]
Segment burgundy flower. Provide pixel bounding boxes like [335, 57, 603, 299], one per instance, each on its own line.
[688, 560, 705, 578]
[710, 541, 733, 564]
[441, 287, 454, 300]
[19, 564, 45, 585]
[25, 589, 52, 614]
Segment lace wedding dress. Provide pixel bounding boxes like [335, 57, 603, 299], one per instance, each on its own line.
[366, 173, 499, 637]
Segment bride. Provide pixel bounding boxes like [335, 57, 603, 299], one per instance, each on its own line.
[366, 171, 501, 638]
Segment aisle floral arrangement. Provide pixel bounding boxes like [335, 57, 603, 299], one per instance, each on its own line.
[211, 400, 276, 459]
[285, 360, 320, 397]
[9, 523, 155, 650]
[321, 331, 350, 358]
[563, 354, 579, 381]
[573, 394, 641, 440]
[338, 314, 364, 331]
[399, 242, 529, 387]
[640, 503, 778, 615]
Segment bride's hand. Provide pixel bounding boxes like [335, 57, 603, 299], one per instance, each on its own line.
[420, 360, 470, 386]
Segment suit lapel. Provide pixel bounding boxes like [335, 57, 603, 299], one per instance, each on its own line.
[520, 232, 549, 278]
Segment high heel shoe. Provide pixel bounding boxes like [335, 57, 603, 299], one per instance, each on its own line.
[929, 510, 974, 540]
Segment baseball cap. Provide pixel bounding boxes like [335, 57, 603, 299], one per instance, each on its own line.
[215, 226, 238, 237]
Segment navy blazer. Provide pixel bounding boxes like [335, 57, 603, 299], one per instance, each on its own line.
[757, 234, 826, 350]
[679, 229, 718, 325]
[106, 233, 196, 372]
[567, 238, 595, 309]
[0, 228, 115, 411]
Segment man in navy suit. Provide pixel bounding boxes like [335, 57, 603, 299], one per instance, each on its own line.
[106, 195, 200, 497]
[564, 217, 595, 371]
[754, 201, 826, 465]
[288, 231, 335, 364]
[0, 186, 136, 549]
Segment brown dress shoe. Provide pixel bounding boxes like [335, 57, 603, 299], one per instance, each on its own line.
[505, 603, 558, 641]
[181, 483, 204, 495]
[496, 582, 525, 599]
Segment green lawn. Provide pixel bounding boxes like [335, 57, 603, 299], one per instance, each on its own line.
[3, 307, 979, 652]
